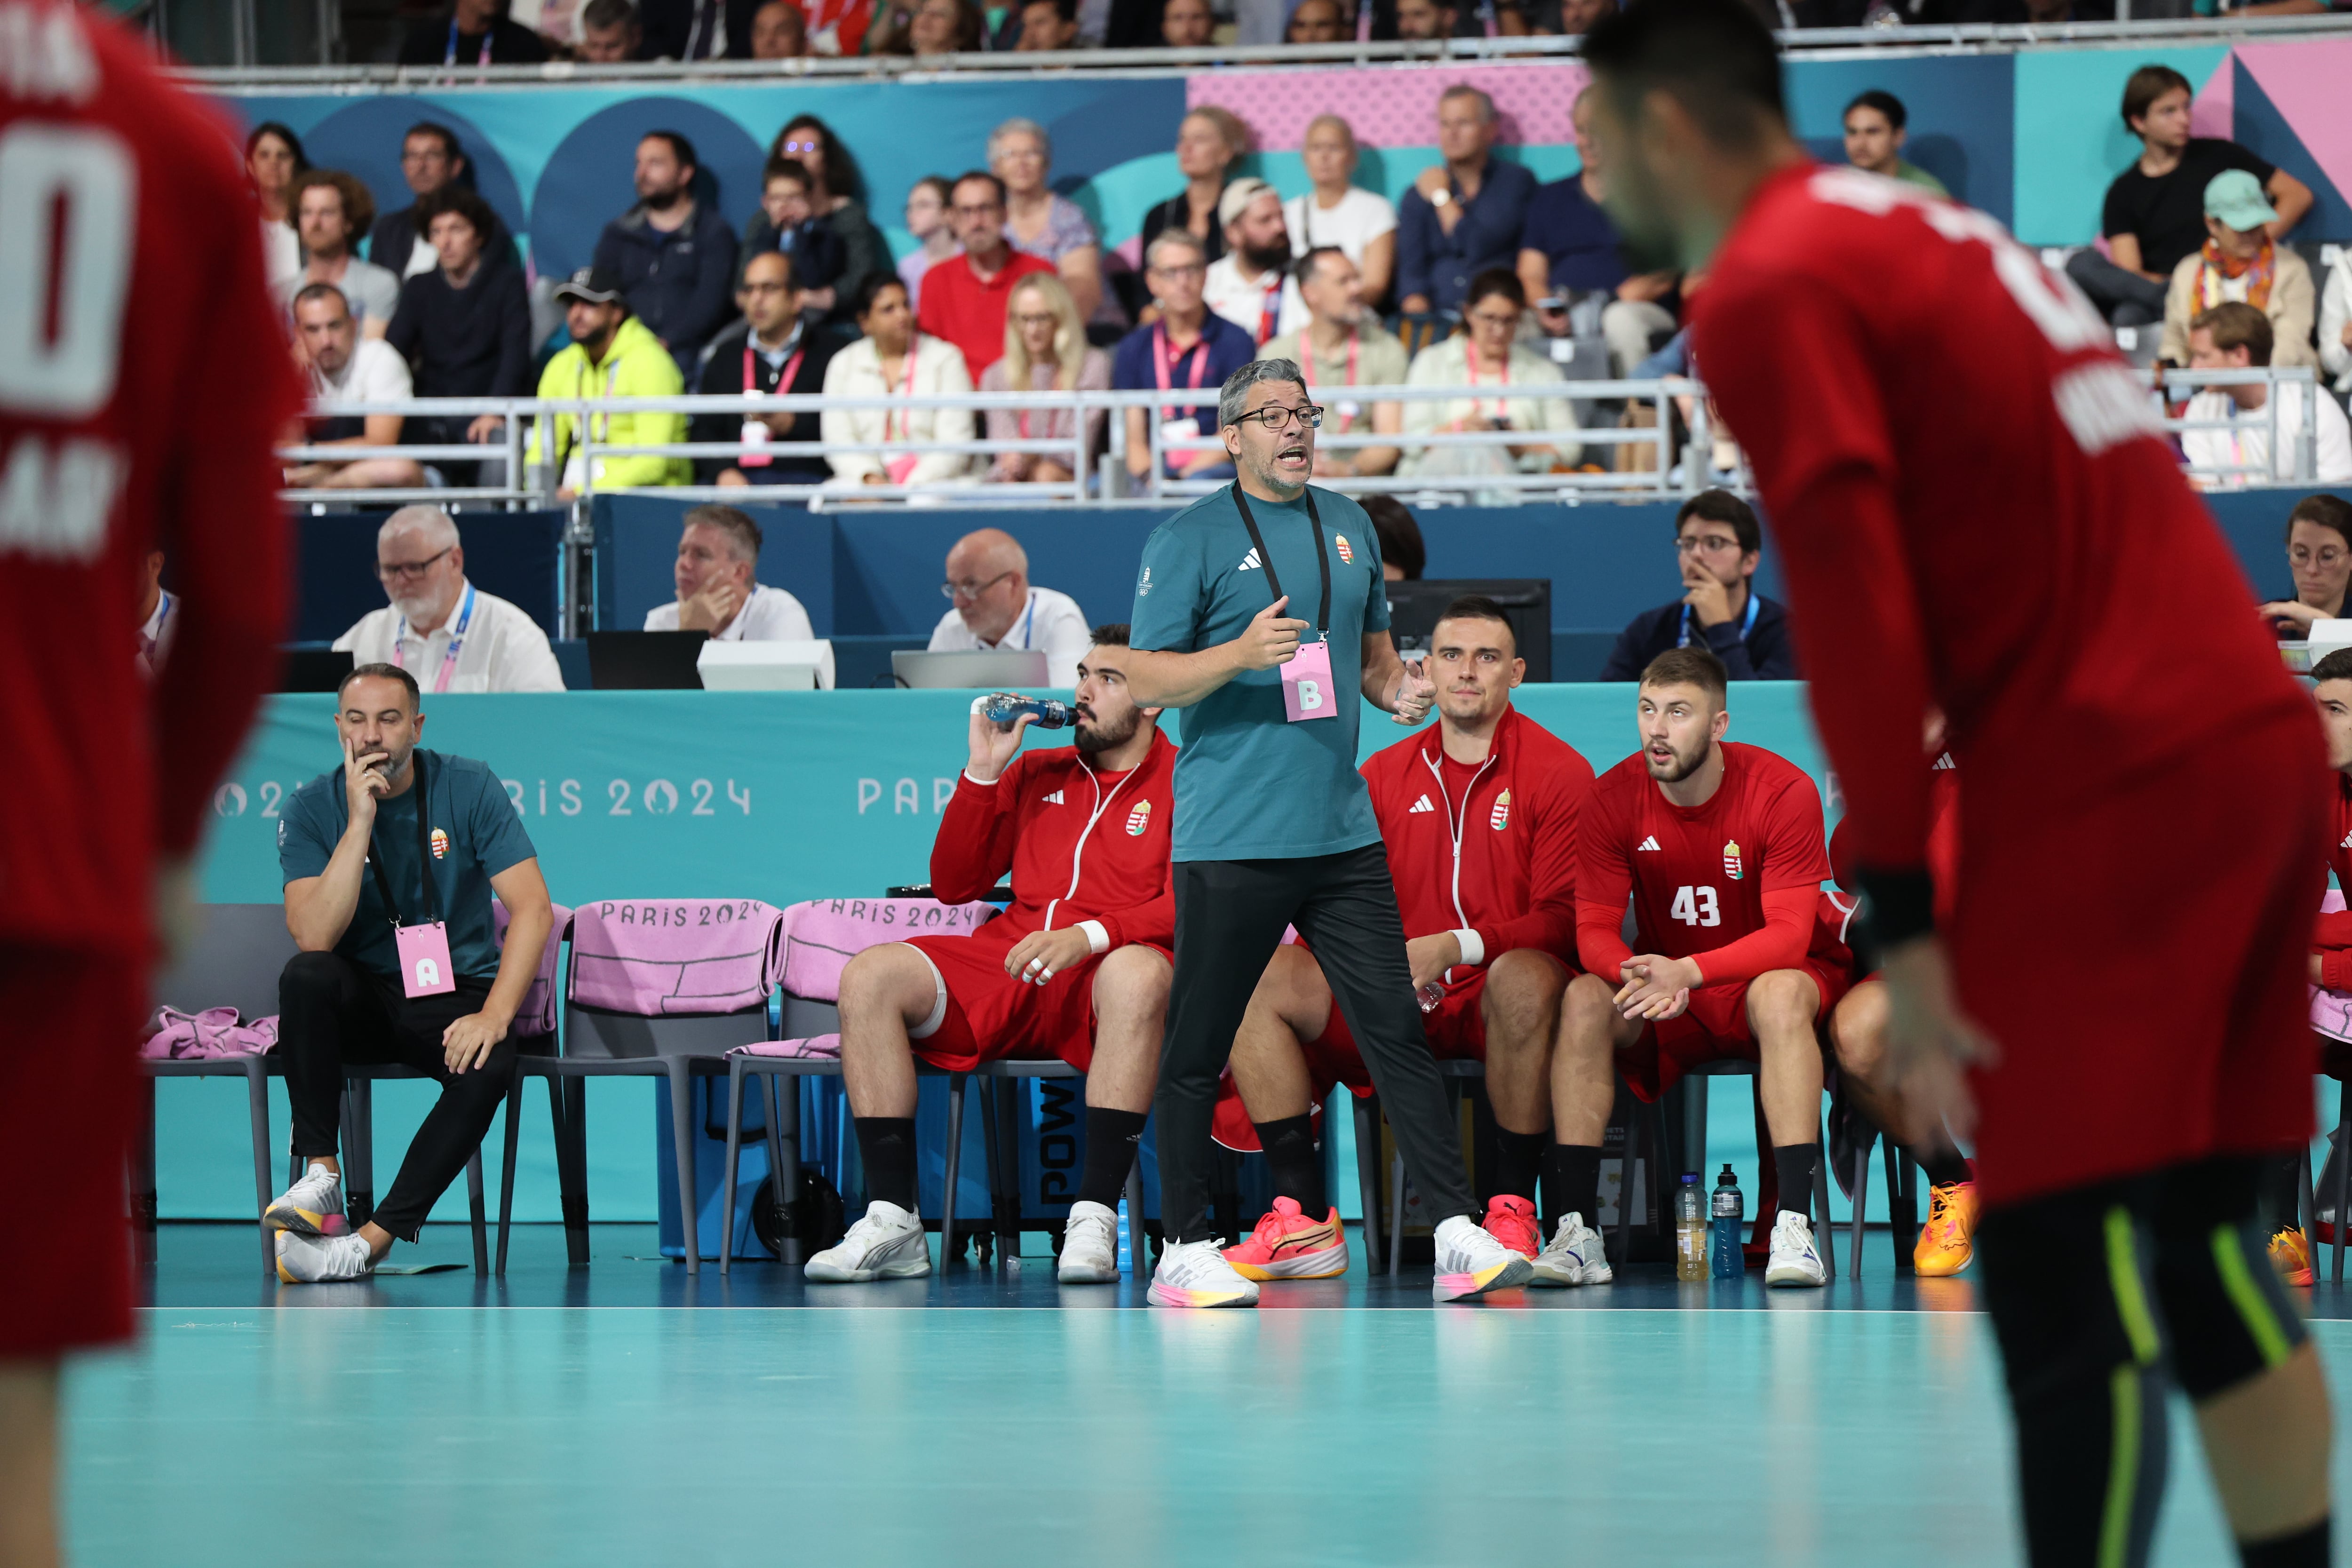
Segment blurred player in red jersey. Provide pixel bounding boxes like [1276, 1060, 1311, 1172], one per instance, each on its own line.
[0, 5, 294, 1562]
[1565, 648, 1852, 1288]
[1582, 3, 2332, 1563]
[2283, 649, 2352, 1288]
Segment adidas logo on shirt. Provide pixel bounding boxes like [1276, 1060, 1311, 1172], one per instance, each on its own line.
[1407, 795, 1435, 814]
[2341, 831, 2352, 850]
[1637, 836, 1662, 852]
[1043, 790, 1065, 805]
[1238, 549, 1263, 572]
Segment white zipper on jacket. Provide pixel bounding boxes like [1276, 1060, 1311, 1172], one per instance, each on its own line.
[1042, 756, 1138, 932]
[1422, 741, 1497, 983]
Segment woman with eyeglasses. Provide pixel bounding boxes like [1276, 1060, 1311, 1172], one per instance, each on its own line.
[1398, 268, 1579, 485]
[246, 121, 308, 290]
[990, 118, 1114, 329]
[983, 274, 1110, 486]
[2260, 494, 2352, 639]
[746, 115, 887, 323]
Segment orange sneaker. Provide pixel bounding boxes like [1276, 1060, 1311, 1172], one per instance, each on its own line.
[2270, 1226, 2315, 1288]
[1913, 1180, 1979, 1277]
[1483, 1194, 1541, 1259]
[1222, 1197, 1349, 1281]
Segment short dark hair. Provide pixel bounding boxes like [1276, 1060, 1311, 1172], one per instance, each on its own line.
[290, 280, 350, 316]
[1026, 0, 1077, 19]
[1675, 488, 1761, 556]
[2121, 64, 2193, 133]
[851, 272, 908, 320]
[1435, 594, 1517, 655]
[953, 169, 1008, 207]
[245, 120, 308, 171]
[1462, 268, 1525, 313]
[1360, 495, 1423, 581]
[2289, 494, 2352, 552]
[1295, 245, 1347, 290]
[763, 154, 814, 190]
[682, 503, 763, 561]
[2313, 648, 2352, 685]
[581, 0, 638, 28]
[339, 661, 421, 708]
[2191, 301, 2273, 366]
[1089, 622, 1131, 647]
[415, 183, 497, 247]
[1843, 88, 1906, 132]
[642, 129, 698, 171]
[1581, 0, 1785, 149]
[1640, 645, 1729, 701]
[404, 122, 463, 165]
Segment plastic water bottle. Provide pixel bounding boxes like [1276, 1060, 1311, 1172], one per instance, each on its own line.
[1675, 1173, 1708, 1281]
[981, 693, 1073, 729]
[1711, 1164, 1745, 1278]
[1415, 982, 1446, 1013]
[1116, 1196, 1133, 1275]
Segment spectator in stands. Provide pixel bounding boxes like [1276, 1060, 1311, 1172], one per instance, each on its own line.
[2067, 64, 2312, 328]
[1598, 490, 1793, 682]
[2159, 171, 2317, 370]
[1016, 0, 1080, 44]
[918, 172, 1057, 381]
[386, 185, 534, 469]
[750, 0, 810, 53]
[2322, 251, 2352, 398]
[135, 549, 173, 678]
[397, 0, 550, 63]
[2180, 302, 2352, 487]
[1518, 86, 1677, 376]
[898, 175, 959, 310]
[1286, 0, 1346, 38]
[1161, 0, 1216, 44]
[691, 250, 837, 487]
[871, 0, 984, 50]
[284, 284, 425, 493]
[280, 171, 401, 339]
[528, 266, 689, 499]
[1546, 0, 1614, 32]
[1841, 90, 1947, 197]
[1392, 0, 1453, 36]
[747, 158, 844, 314]
[2257, 493, 2352, 639]
[1363, 494, 1425, 581]
[1204, 180, 1309, 346]
[246, 121, 305, 289]
[1139, 107, 1248, 272]
[1398, 86, 1537, 319]
[575, 0, 641, 56]
[334, 507, 565, 691]
[1400, 269, 1577, 480]
[1262, 247, 1406, 479]
[822, 275, 977, 487]
[1285, 115, 1396, 307]
[593, 131, 738, 377]
[758, 116, 888, 320]
[927, 527, 1091, 685]
[369, 124, 508, 283]
[1113, 230, 1256, 483]
[645, 504, 818, 646]
[640, 0, 761, 56]
[993, 119, 1107, 325]
[983, 273, 1111, 485]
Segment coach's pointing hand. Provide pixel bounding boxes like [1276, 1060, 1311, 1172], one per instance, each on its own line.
[1235, 595, 1309, 669]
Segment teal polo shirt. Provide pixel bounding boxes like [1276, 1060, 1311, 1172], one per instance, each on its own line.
[1129, 483, 1391, 862]
[278, 749, 538, 983]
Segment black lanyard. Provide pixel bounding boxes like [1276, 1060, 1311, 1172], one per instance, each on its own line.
[1230, 483, 1332, 635]
[362, 751, 438, 929]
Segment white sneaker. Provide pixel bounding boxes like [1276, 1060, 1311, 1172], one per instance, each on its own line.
[264, 1161, 348, 1237]
[275, 1229, 375, 1283]
[1431, 1214, 1535, 1301]
[1058, 1201, 1120, 1284]
[1147, 1238, 1259, 1308]
[1529, 1212, 1613, 1288]
[1764, 1210, 1827, 1288]
[805, 1200, 932, 1283]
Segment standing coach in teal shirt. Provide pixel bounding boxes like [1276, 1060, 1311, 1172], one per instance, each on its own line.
[1123, 360, 1533, 1308]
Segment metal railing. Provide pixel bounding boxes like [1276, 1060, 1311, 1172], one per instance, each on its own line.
[2152, 365, 2325, 487]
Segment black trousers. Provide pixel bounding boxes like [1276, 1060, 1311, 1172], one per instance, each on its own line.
[1157, 846, 1475, 1243]
[278, 950, 510, 1242]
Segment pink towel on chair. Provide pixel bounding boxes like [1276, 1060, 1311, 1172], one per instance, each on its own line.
[569, 899, 789, 1016]
[779, 898, 998, 1002]
[141, 1006, 278, 1060]
[731, 1035, 842, 1059]
[494, 900, 573, 1037]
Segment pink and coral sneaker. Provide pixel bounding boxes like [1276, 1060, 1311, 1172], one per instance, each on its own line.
[1483, 1194, 1541, 1260]
[1221, 1197, 1350, 1281]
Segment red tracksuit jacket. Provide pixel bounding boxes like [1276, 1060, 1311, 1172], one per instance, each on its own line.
[930, 729, 1178, 949]
[1361, 706, 1594, 978]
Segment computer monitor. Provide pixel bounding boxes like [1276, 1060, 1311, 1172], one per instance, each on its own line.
[278, 647, 353, 693]
[1381, 579, 1553, 684]
[891, 649, 1051, 690]
[587, 630, 710, 691]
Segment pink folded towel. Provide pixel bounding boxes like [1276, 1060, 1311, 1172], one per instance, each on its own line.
[142, 1006, 278, 1060]
[779, 898, 998, 1003]
[569, 899, 789, 1016]
[494, 900, 573, 1037]
[731, 1035, 842, 1059]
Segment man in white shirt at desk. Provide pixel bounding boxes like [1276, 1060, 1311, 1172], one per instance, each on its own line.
[643, 504, 826, 685]
[334, 506, 565, 692]
[926, 527, 1089, 687]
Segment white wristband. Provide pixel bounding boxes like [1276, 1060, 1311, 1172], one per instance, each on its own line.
[1079, 919, 1109, 955]
[961, 769, 1000, 786]
[1452, 928, 1485, 968]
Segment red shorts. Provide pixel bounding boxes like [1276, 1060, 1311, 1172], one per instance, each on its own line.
[1212, 968, 1489, 1151]
[901, 930, 1169, 1074]
[1617, 957, 1851, 1103]
[0, 947, 140, 1357]
[1954, 718, 2323, 1206]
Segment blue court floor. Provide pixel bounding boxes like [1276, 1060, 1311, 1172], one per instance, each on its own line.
[71, 1224, 2352, 1567]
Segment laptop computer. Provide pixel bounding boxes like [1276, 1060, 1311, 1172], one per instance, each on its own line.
[278, 647, 353, 693]
[891, 649, 1051, 689]
[587, 630, 710, 691]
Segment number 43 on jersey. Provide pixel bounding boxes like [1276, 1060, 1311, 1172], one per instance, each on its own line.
[1671, 885, 1722, 927]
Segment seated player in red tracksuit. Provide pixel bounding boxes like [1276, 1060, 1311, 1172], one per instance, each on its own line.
[1210, 596, 1596, 1282]
[2285, 648, 2352, 1285]
[806, 625, 1178, 1288]
[1561, 646, 1853, 1288]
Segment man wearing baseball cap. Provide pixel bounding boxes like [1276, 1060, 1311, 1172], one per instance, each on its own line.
[1202, 179, 1308, 347]
[525, 265, 690, 500]
[2159, 168, 2318, 369]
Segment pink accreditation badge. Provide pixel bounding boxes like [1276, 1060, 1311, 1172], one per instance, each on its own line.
[395, 921, 458, 998]
[1282, 637, 1337, 722]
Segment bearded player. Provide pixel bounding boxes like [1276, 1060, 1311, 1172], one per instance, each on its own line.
[1583, 4, 2331, 1564]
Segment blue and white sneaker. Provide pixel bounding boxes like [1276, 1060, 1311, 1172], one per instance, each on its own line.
[1530, 1212, 1613, 1287]
[1765, 1210, 1827, 1287]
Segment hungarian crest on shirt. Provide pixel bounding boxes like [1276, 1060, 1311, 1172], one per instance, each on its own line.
[1489, 788, 1511, 831]
[430, 827, 450, 860]
[1334, 533, 1353, 565]
[1722, 839, 1743, 880]
[1126, 799, 1153, 836]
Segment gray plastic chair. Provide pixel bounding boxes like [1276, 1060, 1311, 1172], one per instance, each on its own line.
[1617, 1060, 1836, 1278]
[1352, 1058, 1488, 1277]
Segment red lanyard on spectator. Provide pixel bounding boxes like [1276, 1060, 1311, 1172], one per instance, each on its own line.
[443, 19, 493, 64]
[1153, 324, 1210, 424]
[1300, 331, 1359, 431]
[1255, 278, 1283, 345]
[744, 343, 805, 398]
[1464, 339, 1509, 423]
[394, 584, 477, 696]
[883, 336, 920, 443]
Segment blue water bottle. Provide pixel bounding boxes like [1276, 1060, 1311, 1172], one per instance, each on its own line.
[1116, 1196, 1133, 1275]
[1711, 1164, 1745, 1278]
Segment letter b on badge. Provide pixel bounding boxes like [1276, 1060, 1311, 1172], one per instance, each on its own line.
[1282, 639, 1337, 723]
[396, 922, 458, 999]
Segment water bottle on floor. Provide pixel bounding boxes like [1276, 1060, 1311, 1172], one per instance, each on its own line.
[1675, 1173, 1708, 1281]
[1711, 1164, 1745, 1278]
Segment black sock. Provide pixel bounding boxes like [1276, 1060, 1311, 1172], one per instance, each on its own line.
[1916, 1142, 1972, 1189]
[1254, 1114, 1326, 1216]
[2241, 1518, 2331, 1568]
[853, 1116, 918, 1213]
[1773, 1144, 1820, 1222]
[1076, 1108, 1149, 1208]
[1492, 1128, 1548, 1207]
[2265, 1151, 2307, 1235]
[1544, 1143, 1604, 1233]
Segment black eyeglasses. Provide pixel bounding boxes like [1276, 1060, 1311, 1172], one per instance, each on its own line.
[376, 546, 454, 583]
[1232, 405, 1324, 432]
